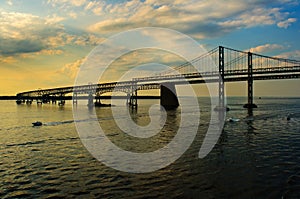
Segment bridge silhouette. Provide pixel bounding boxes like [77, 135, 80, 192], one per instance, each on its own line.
[16, 46, 300, 114]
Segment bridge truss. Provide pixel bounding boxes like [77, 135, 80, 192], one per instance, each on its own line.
[16, 46, 300, 111]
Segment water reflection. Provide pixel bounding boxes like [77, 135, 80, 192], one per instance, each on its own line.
[93, 105, 181, 153]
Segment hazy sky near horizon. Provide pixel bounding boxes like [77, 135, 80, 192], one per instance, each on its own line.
[0, 0, 300, 96]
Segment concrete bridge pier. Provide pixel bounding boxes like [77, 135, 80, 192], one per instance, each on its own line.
[160, 82, 179, 110]
[37, 98, 43, 105]
[126, 93, 130, 105]
[128, 92, 138, 108]
[95, 93, 102, 106]
[52, 98, 57, 104]
[58, 94, 65, 106]
[16, 98, 23, 104]
[26, 99, 32, 104]
[73, 93, 78, 105]
[87, 93, 94, 108]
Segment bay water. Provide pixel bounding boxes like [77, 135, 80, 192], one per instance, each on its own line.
[1, 97, 300, 198]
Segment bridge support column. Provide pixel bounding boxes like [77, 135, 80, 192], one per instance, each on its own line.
[26, 99, 32, 105]
[42, 95, 50, 104]
[126, 93, 130, 105]
[16, 98, 23, 104]
[214, 46, 229, 112]
[52, 95, 57, 104]
[87, 93, 94, 108]
[37, 98, 43, 105]
[58, 94, 65, 106]
[128, 81, 138, 108]
[95, 93, 102, 106]
[37, 90, 43, 105]
[73, 93, 78, 105]
[160, 82, 179, 110]
[243, 52, 257, 114]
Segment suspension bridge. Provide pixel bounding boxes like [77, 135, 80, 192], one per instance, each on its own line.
[16, 46, 300, 113]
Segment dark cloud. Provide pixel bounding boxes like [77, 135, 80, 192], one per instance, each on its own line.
[0, 38, 45, 55]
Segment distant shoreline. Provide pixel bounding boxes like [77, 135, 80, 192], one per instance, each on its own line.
[0, 96, 17, 100]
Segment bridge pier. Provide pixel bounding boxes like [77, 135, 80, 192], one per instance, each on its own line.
[36, 89, 43, 105]
[87, 93, 94, 108]
[37, 98, 43, 105]
[16, 99, 23, 104]
[95, 93, 102, 106]
[52, 98, 57, 104]
[26, 99, 32, 104]
[73, 93, 78, 105]
[58, 94, 65, 106]
[160, 82, 179, 110]
[126, 93, 130, 105]
[128, 81, 138, 108]
[42, 95, 50, 104]
[243, 52, 257, 114]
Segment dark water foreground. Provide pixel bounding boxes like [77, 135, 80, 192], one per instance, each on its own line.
[0, 97, 300, 198]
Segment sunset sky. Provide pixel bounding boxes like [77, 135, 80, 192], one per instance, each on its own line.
[0, 0, 300, 96]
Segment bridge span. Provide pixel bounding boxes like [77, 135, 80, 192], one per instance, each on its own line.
[16, 46, 300, 112]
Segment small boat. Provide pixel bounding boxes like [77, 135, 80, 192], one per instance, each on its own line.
[32, 121, 43, 126]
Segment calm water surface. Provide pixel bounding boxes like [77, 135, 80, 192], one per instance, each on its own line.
[0, 97, 300, 198]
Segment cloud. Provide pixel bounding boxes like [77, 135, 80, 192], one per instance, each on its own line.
[20, 49, 64, 58]
[47, 0, 87, 7]
[7, 0, 13, 6]
[249, 44, 286, 53]
[277, 50, 300, 60]
[58, 58, 86, 79]
[0, 55, 17, 64]
[46, 14, 65, 24]
[87, 0, 298, 38]
[0, 11, 64, 55]
[68, 11, 78, 19]
[84, 1, 105, 14]
[0, 11, 103, 58]
[277, 18, 297, 28]
[218, 8, 281, 29]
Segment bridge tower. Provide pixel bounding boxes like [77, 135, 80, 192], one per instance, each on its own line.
[214, 46, 228, 112]
[243, 52, 257, 114]
[219, 46, 225, 109]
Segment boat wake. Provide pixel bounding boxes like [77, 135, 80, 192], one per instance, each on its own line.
[42, 118, 99, 126]
[43, 120, 74, 126]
